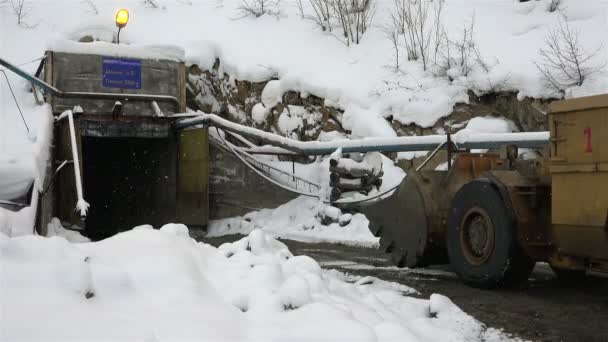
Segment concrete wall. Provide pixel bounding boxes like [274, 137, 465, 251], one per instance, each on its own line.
[46, 51, 186, 116]
[209, 142, 298, 220]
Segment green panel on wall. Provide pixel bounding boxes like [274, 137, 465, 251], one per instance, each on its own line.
[177, 128, 209, 227]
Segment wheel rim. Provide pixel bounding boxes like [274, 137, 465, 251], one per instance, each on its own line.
[459, 207, 495, 266]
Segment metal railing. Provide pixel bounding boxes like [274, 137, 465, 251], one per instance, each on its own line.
[0, 56, 181, 111]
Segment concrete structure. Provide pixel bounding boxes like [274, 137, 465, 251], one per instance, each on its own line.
[38, 48, 296, 240]
[41, 50, 200, 240]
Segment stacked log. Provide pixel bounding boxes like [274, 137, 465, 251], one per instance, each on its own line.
[329, 156, 383, 202]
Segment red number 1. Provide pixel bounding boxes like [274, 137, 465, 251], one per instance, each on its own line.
[584, 127, 593, 152]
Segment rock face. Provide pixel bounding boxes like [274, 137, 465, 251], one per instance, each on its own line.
[392, 91, 550, 137]
[187, 60, 344, 142]
[187, 59, 550, 143]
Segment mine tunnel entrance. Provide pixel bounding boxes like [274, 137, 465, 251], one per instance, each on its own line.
[82, 136, 177, 241]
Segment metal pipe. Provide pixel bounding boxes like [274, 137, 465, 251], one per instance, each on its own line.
[0, 56, 180, 108]
[416, 142, 447, 172]
[175, 114, 550, 155]
[56, 110, 89, 219]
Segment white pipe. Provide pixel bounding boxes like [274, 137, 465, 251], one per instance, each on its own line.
[57, 110, 89, 218]
[176, 113, 550, 155]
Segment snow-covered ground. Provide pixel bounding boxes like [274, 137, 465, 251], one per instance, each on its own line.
[1, 226, 520, 341]
[209, 196, 380, 247]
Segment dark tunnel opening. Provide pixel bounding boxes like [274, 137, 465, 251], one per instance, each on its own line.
[82, 136, 177, 241]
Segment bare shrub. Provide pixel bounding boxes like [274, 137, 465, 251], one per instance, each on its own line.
[82, 0, 98, 14]
[10, 0, 32, 26]
[296, 0, 332, 32]
[381, 21, 400, 70]
[330, 0, 376, 46]
[385, 0, 444, 70]
[296, 0, 375, 45]
[535, 19, 605, 95]
[237, 0, 281, 18]
[434, 18, 476, 81]
[548, 0, 560, 12]
[144, 0, 159, 8]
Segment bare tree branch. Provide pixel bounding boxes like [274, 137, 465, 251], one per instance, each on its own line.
[236, 0, 281, 18]
[144, 0, 159, 8]
[296, 0, 332, 32]
[10, 0, 32, 26]
[535, 18, 605, 95]
[328, 0, 376, 46]
[82, 0, 98, 15]
[548, 0, 560, 12]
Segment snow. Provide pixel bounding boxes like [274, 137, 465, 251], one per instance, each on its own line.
[208, 196, 379, 247]
[261, 80, 284, 109]
[4, 0, 605, 145]
[251, 102, 269, 124]
[48, 39, 186, 62]
[1, 0, 595, 206]
[1, 227, 519, 341]
[0, 2, 581, 339]
[465, 116, 516, 134]
[277, 106, 305, 137]
[0, 103, 53, 237]
[45, 217, 91, 243]
[0, 157, 34, 200]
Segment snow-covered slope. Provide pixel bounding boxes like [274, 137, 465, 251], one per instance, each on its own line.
[2, 0, 607, 141]
[1, 0, 606, 232]
[0, 227, 519, 341]
[3, 0, 606, 155]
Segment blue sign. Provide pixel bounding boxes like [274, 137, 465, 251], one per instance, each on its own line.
[102, 57, 142, 89]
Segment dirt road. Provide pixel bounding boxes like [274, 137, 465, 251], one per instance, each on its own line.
[199, 235, 608, 342]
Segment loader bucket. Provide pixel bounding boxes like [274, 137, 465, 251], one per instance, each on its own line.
[354, 171, 445, 267]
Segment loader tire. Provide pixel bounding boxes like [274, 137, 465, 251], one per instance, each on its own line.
[447, 180, 534, 289]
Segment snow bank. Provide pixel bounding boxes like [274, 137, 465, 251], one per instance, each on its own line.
[208, 196, 378, 247]
[0, 227, 518, 341]
[0, 104, 53, 237]
[45, 217, 90, 243]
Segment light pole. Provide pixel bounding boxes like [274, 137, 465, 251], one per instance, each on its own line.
[115, 9, 129, 44]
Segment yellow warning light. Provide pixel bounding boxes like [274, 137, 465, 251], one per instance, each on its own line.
[115, 9, 129, 28]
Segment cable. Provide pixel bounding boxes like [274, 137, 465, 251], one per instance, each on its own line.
[215, 127, 321, 198]
[0, 56, 45, 72]
[220, 130, 321, 188]
[1, 70, 29, 133]
[215, 127, 403, 206]
[16, 56, 45, 68]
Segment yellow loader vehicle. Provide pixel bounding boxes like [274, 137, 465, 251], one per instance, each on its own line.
[360, 94, 608, 288]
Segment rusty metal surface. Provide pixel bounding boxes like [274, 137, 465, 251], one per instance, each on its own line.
[485, 169, 552, 261]
[548, 93, 608, 114]
[361, 153, 505, 267]
[548, 95, 608, 264]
